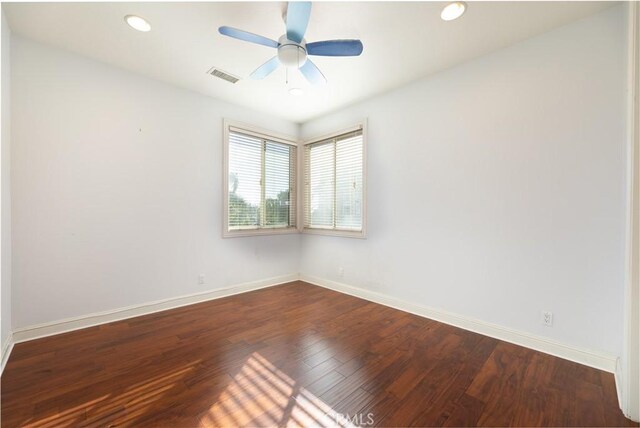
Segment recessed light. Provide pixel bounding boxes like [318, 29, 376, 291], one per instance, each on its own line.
[125, 15, 151, 32]
[289, 88, 304, 96]
[441, 2, 466, 21]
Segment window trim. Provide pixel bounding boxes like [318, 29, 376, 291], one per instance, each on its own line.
[223, 119, 300, 238]
[302, 120, 368, 239]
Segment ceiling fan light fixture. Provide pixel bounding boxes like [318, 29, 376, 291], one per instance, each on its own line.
[125, 15, 151, 32]
[278, 36, 308, 68]
[441, 2, 466, 21]
[289, 88, 304, 96]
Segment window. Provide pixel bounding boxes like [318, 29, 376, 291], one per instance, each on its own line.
[224, 121, 297, 237]
[303, 125, 366, 237]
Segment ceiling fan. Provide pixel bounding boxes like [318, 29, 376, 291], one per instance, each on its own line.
[218, 2, 363, 85]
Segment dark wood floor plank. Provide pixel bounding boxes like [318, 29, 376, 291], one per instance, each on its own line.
[1, 281, 635, 427]
[442, 393, 486, 427]
[409, 336, 499, 426]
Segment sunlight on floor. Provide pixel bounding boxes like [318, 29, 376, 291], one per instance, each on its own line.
[25, 363, 199, 427]
[202, 352, 358, 427]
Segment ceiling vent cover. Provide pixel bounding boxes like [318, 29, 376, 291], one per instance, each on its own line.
[207, 67, 240, 84]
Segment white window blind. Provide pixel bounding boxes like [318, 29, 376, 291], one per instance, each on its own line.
[227, 129, 296, 233]
[304, 129, 364, 233]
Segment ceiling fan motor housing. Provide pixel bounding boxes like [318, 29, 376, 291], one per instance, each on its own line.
[278, 35, 307, 68]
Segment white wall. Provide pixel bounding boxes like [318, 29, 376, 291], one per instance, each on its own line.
[10, 36, 300, 329]
[300, 6, 627, 357]
[1, 10, 13, 351]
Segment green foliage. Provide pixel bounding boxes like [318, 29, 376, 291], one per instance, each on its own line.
[228, 172, 290, 228]
[228, 191, 259, 228]
[265, 190, 290, 226]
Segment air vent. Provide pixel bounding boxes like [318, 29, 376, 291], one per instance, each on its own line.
[207, 67, 240, 84]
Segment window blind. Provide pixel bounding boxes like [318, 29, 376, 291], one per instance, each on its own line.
[228, 132, 262, 229]
[264, 141, 295, 227]
[228, 130, 296, 231]
[304, 130, 363, 232]
[335, 133, 363, 230]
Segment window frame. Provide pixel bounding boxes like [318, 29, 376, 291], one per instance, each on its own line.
[223, 119, 300, 238]
[302, 121, 367, 239]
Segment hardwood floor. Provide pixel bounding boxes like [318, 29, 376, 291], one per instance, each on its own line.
[1, 281, 636, 427]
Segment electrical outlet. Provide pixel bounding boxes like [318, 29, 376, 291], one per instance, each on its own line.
[198, 274, 205, 285]
[338, 267, 344, 278]
[542, 311, 553, 327]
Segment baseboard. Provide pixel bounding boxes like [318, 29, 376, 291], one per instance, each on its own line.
[12, 273, 299, 344]
[1, 332, 15, 376]
[300, 274, 618, 374]
[7, 273, 621, 390]
[615, 357, 624, 412]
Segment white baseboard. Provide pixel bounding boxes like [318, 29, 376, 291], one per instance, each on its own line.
[1, 332, 15, 376]
[12, 273, 299, 344]
[300, 274, 618, 374]
[6, 273, 620, 389]
[615, 357, 624, 411]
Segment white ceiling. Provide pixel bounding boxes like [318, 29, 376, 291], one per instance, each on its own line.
[4, 1, 615, 123]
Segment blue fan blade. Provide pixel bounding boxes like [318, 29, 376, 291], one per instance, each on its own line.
[218, 26, 279, 48]
[300, 59, 326, 85]
[307, 40, 363, 56]
[250, 56, 281, 79]
[286, 2, 312, 43]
